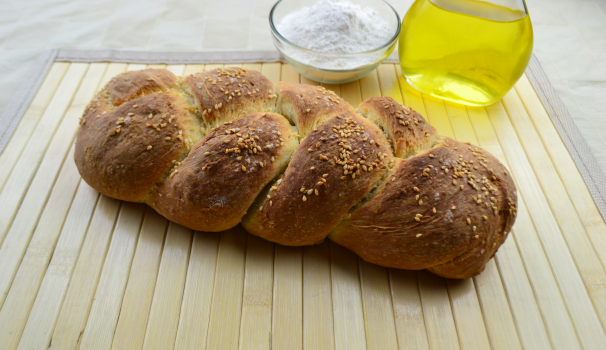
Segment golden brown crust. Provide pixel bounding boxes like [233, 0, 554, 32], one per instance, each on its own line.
[75, 91, 201, 202]
[357, 96, 437, 158]
[106, 69, 178, 106]
[147, 113, 298, 232]
[328, 138, 517, 278]
[186, 67, 277, 132]
[242, 111, 394, 246]
[426, 231, 511, 279]
[275, 82, 354, 138]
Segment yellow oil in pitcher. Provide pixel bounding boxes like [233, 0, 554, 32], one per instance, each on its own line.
[399, 0, 533, 106]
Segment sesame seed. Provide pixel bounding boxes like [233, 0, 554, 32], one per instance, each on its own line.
[475, 235, 479, 239]
[414, 187, 419, 192]
[302, 195, 307, 201]
[419, 200, 423, 205]
[128, 113, 134, 116]
[146, 145, 152, 150]
[315, 189, 319, 195]
[429, 154, 435, 158]
[453, 180, 457, 185]
[481, 249, 485, 254]
[473, 226, 477, 231]
[416, 195, 420, 200]
[416, 234, 423, 238]
[242, 165, 246, 171]
[433, 207, 436, 213]
[224, 139, 230, 144]
[466, 218, 471, 225]
[452, 206, 456, 210]
[414, 217, 421, 222]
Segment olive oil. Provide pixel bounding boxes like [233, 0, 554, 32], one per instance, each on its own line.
[399, 0, 533, 106]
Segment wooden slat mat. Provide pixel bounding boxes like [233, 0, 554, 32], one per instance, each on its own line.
[1, 61, 605, 350]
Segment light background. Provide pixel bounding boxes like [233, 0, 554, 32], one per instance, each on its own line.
[1, 0, 605, 174]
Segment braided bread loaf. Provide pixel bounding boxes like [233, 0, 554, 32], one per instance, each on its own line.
[75, 67, 517, 279]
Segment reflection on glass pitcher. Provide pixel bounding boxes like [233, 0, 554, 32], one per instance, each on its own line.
[398, 0, 533, 106]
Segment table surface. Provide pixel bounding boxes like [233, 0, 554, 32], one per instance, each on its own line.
[1, 0, 605, 174]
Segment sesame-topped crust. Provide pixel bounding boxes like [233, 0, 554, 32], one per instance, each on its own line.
[329, 137, 517, 278]
[75, 91, 201, 202]
[275, 82, 354, 138]
[357, 96, 437, 158]
[242, 111, 394, 245]
[185, 67, 277, 132]
[74, 66, 519, 279]
[147, 113, 298, 232]
[106, 69, 178, 106]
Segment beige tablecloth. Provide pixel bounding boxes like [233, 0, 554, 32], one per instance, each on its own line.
[0, 0, 605, 174]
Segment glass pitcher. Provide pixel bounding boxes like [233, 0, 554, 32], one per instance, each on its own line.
[398, 0, 533, 106]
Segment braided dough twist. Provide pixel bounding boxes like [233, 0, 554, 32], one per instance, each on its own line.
[75, 67, 517, 279]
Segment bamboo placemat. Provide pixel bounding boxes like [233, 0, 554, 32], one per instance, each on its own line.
[0, 51, 605, 350]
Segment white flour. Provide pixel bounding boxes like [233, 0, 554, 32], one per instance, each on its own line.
[276, 0, 394, 70]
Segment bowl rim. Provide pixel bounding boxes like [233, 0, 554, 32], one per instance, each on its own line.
[283, 50, 384, 73]
[269, 0, 401, 56]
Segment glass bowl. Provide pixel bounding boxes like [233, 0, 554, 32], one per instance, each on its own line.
[269, 0, 401, 84]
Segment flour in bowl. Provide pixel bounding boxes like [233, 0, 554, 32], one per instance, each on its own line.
[276, 0, 395, 70]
